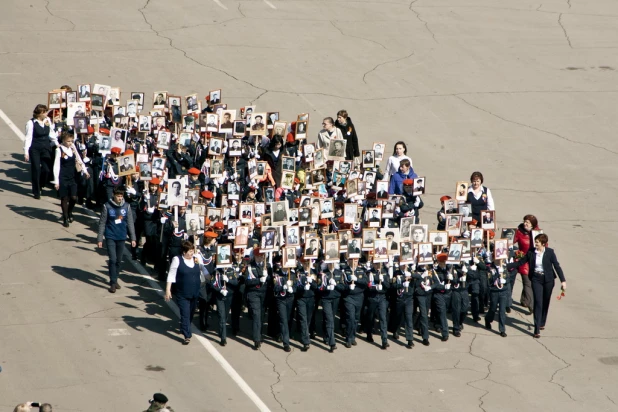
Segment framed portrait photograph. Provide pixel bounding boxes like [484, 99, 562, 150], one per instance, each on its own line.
[261, 214, 273, 228]
[444, 197, 458, 213]
[338, 229, 352, 251]
[376, 181, 389, 199]
[219, 110, 236, 133]
[207, 208, 222, 223]
[138, 115, 151, 133]
[166, 94, 180, 109]
[500, 227, 517, 245]
[417, 242, 433, 264]
[304, 237, 319, 258]
[400, 241, 415, 264]
[186, 189, 199, 206]
[288, 207, 299, 224]
[77, 84, 91, 102]
[233, 120, 246, 136]
[313, 148, 325, 169]
[233, 226, 249, 248]
[446, 242, 463, 264]
[253, 161, 266, 180]
[247, 158, 257, 179]
[216, 244, 232, 267]
[228, 138, 242, 157]
[459, 203, 473, 222]
[382, 200, 396, 218]
[413, 177, 426, 196]
[263, 186, 275, 204]
[240, 105, 254, 120]
[66, 103, 86, 126]
[367, 207, 382, 228]
[298, 207, 311, 227]
[429, 230, 448, 246]
[109, 127, 127, 152]
[455, 181, 469, 202]
[295, 121, 307, 140]
[185, 213, 202, 236]
[210, 158, 224, 178]
[226, 219, 239, 238]
[361, 150, 375, 168]
[65, 91, 77, 104]
[192, 204, 206, 216]
[92, 84, 111, 103]
[346, 237, 361, 258]
[203, 114, 218, 133]
[286, 227, 300, 246]
[327, 139, 347, 161]
[282, 246, 296, 268]
[117, 154, 136, 177]
[399, 217, 415, 240]
[323, 240, 340, 262]
[167, 178, 186, 206]
[151, 115, 166, 132]
[158, 192, 168, 209]
[459, 239, 471, 258]
[281, 171, 295, 190]
[209, 89, 221, 104]
[410, 224, 429, 243]
[345, 178, 358, 199]
[379, 228, 400, 255]
[73, 116, 88, 134]
[249, 112, 267, 136]
[265, 112, 278, 129]
[372, 142, 386, 162]
[152, 91, 167, 108]
[156, 131, 171, 149]
[107, 87, 120, 106]
[373, 239, 388, 262]
[320, 198, 334, 218]
[363, 171, 377, 187]
[209, 137, 223, 156]
[281, 156, 295, 173]
[178, 132, 192, 148]
[138, 162, 152, 181]
[182, 114, 195, 132]
[126, 99, 139, 118]
[152, 156, 166, 176]
[239, 204, 254, 224]
[470, 228, 484, 248]
[227, 181, 240, 200]
[303, 144, 315, 161]
[331, 172, 346, 189]
[494, 239, 509, 261]
[91, 94, 104, 112]
[333, 160, 351, 175]
[272, 121, 286, 138]
[362, 228, 377, 251]
[271, 201, 289, 226]
[444, 214, 462, 236]
[185, 94, 199, 114]
[481, 210, 496, 230]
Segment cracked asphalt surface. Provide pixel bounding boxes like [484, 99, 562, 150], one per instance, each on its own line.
[1, 0, 618, 411]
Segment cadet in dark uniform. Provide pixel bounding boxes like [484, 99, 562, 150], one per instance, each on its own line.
[295, 264, 317, 351]
[211, 266, 239, 346]
[343, 261, 367, 348]
[317, 264, 343, 352]
[484, 264, 509, 337]
[412, 266, 434, 346]
[198, 232, 218, 331]
[274, 267, 296, 352]
[388, 266, 415, 348]
[467, 255, 484, 323]
[364, 262, 391, 349]
[432, 253, 452, 342]
[139, 178, 161, 268]
[450, 264, 470, 337]
[245, 250, 270, 349]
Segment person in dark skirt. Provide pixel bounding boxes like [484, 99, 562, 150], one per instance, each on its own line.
[466, 171, 495, 225]
[165, 241, 210, 345]
[52, 132, 88, 227]
[507, 233, 566, 338]
[24, 104, 58, 199]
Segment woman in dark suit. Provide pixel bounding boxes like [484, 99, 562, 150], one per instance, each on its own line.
[507, 233, 566, 338]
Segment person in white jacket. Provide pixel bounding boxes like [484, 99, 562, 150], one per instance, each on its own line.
[384, 141, 412, 179]
[316, 117, 343, 153]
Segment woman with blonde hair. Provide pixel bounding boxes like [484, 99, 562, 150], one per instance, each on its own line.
[52, 132, 89, 227]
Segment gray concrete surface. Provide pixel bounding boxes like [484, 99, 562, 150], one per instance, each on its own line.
[1, 0, 618, 411]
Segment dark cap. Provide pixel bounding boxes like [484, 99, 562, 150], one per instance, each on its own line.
[153, 393, 168, 403]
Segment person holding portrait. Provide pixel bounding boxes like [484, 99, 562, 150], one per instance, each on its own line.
[512, 214, 541, 314]
[467, 171, 495, 225]
[334, 110, 360, 162]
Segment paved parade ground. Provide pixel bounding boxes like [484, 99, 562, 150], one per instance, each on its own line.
[1, 0, 618, 410]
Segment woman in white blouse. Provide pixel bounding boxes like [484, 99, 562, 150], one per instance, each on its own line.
[52, 132, 88, 227]
[24, 104, 58, 199]
[466, 171, 495, 224]
[384, 141, 412, 179]
[165, 241, 210, 345]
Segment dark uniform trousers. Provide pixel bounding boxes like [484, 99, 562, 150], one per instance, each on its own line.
[247, 291, 266, 342]
[297, 297, 315, 345]
[414, 294, 431, 340]
[530, 273, 554, 335]
[365, 295, 388, 343]
[389, 295, 414, 341]
[451, 287, 470, 333]
[469, 281, 482, 320]
[276, 295, 295, 345]
[486, 288, 508, 333]
[344, 294, 363, 343]
[433, 292, 451, 338]
[322, 298, 338, 346]
[216, 295, 232, 340]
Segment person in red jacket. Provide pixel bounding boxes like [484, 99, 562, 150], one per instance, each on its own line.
[512, 214, 539, 314]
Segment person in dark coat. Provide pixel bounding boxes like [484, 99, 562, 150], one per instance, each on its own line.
[335, 110, 360, 162]
[507, 233, 566, 338]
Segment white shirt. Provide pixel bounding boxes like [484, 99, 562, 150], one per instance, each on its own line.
[166, 256, 210, 283]
[467, 186, 495, 211]
[24, 117, 58, 154]
[534, 249, 545, 274]
[385, 155, 412, 178]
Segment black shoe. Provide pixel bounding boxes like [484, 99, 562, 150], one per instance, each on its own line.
[132, 254, 138, 260]
[301, 344, 309, 352]
[329, 345, 337, 353]
[68, 214, 74, 223]
[406, 340, 414, 349]
[479, 308, 486, 314]
[114, 283, 121, 290]
[254, 341, 261, 350]
[34, 194, 41, 200]
[506, 307, 512, 314]
[231, 329, 238, 337]
[276, 336, 282, 343]
[366, 334, 374, 343]
[393, 332, 399, 340]
[310, 332, 316, 340]
[422, 339, 430, 346]
[500, 332, 507, 338]
[344, 342, 351, 348]
[220, 338, 227, 346]
[200, 324, 207, 332]
[441, 336, 449, 342]
[108, 284, 117, 293]
[485, 320, 492, 330]
[381, 343, 388, 350]
[453, 331, 461, 337]
[351, 340, 357, 346]
[62, 220, 70, 228]
[284, 345, 291, 352]
[473, 317, 481, 322]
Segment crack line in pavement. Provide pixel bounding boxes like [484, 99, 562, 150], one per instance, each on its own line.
[454, 95, 618, 156]
[409, 0, 438, 43]
[557, 13, 573, 48]
[137, 0, 266, 96]
[44, 0, 76, 30]
[0, 238, 62, 262]
[259, 348, 289, 411]
[566, 0, 571, 9]
[362, 51, 415, 84]
[250, 90, 269, 105]
[329, 21, 387, 49]
[284, 350, 298, 376]
[607, 395, 617, 406]
[534, 339, 576, 401]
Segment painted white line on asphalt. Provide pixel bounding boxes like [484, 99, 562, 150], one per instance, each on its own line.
[0, 108, 272, 412]
[263, 0, 277, 9]
[0, 109, 26, 141]
[213, 0, 228, 10]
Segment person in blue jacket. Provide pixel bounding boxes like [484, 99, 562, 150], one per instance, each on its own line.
[389, 158, 417, 195]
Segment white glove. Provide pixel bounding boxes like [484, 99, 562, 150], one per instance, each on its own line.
[471, 264, 477, 271]
[462, 266, 468, 273]
[220, 274, 227, 282]
[473, 256, 480, 264]
[126, 187, 136, 195]
[351, 275, 358, 282]
[221, 289, 228, 296]
[500, 278, 506, 285]
[411, 264, 417, 271]
[377, 284, 383, 291]
[287, 286, 293, 293]
[286, 280, 292, 287]
[422, 271, 428, 279]
[423, 284, 432, 292]
[329, 278, 336, 286]
[445, 284, 451, 290]
[498, 267, 504, 274]
[305, 283, 311, 290]
[403, 281, 410, 288]
[350, 284, 356, 290]
[461, 276, 466, 282]
[404, 270, 411, 278]
[447, 273, 453, 280]
[144, 193, 150, 200]
[439, 212, 445, 219]
[327, 285, 334, 291]
[260, 276, 267, 283]
[379, 274, 384, 281]
[307, 276, 313, 284]
[195, 254, 204, 265]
